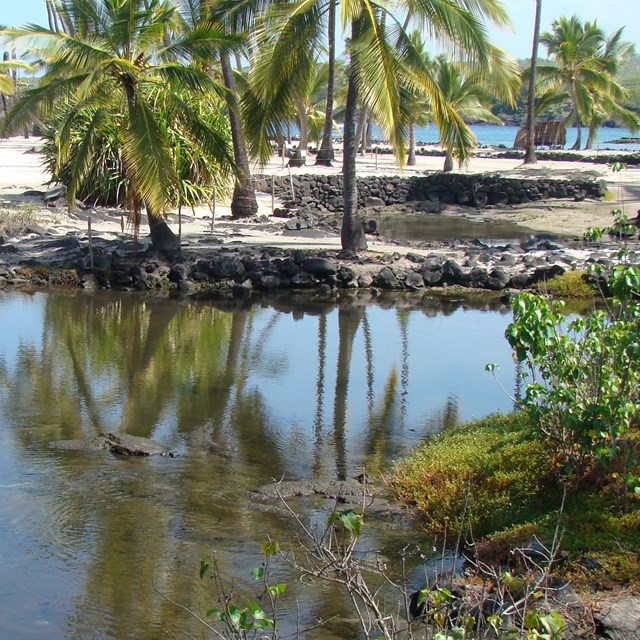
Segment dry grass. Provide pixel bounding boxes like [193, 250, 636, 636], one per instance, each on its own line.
[0, 202, 41, 238]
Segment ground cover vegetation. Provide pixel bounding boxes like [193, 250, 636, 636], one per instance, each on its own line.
[390, 198, 640, 601]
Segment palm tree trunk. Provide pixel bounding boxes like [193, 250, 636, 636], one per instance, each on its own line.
[355, 108, 367, 156]
[341, 20, 367, 252]
[1, 51, 8, 120]
[289, 94, 308, 166]
[586, 123, 597, 149]
[220, 51, 258, 219]
[234, 51, 243, 73]
[524, 0, 542, 164]
[571, 84, 582, 150]
[315, 0, 336, 166]
[365, 118, 373, 154]
[147, 207, 180, 251]
[46, 0, 60, 33]
[407, 121, 416, 165]
[443, 151, 454, 172]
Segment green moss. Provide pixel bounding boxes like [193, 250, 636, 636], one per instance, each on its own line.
[389, 412, 559, 537]
[391, 413, 640, 585]
[538, 270, 597, 299]
[470, 491, 640, 587]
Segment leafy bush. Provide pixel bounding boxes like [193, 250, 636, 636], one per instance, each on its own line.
[506, 266, 640, 481]
[40, 91, 232, 210]
[389, 413, 558, 536]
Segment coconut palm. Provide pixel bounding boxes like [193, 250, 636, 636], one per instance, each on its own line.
[248, 0, 514, 250]
[429, 55, 508, 171]
[538, 15, 638, 150]
[203, 0, 270, 218]
[397, 32, 518, 172]
[3, 0, 236, 248]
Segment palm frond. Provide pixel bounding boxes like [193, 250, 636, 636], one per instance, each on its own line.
[121, 94, 177, 213]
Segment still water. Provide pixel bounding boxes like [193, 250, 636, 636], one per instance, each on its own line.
[0, 290, 517, 639]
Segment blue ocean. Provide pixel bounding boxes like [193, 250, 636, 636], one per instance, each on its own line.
[409, 124, 640, 152]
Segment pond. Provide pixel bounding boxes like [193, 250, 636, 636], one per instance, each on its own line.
[0, 289, 518, 640]
[377, 211, 541, 245]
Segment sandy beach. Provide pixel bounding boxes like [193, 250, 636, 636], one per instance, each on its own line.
[1, 136, 639, 248]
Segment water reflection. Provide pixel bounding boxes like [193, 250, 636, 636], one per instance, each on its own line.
[0, 289, 516, 640]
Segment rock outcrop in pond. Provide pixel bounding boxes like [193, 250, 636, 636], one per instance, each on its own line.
[48, 432, 177, 457]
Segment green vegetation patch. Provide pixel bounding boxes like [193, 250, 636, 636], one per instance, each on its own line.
[389, 412, 558, 537]
[469, 484, 640, 587]
[538, 270, 597, 299]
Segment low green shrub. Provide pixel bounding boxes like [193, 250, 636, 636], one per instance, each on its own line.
[539, 270, 597, 299]
[389, 412, 559, 536]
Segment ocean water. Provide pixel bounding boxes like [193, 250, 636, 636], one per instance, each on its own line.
[409, 124, 640, 152]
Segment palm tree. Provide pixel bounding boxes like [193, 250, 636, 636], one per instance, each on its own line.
[0, 58, 33, 96]
[397, 33, 518, 172]
[524, 0, 542, 164]
[3, 0, 236, 249]
[539, 15, 638, 150]
[249, 0, 513, 250]
[429, 55, 510, 172]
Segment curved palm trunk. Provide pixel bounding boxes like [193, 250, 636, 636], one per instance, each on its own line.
[220, 51, 258, 219]
[315, 0, 336, 166]
[407, 121, 416, 165]
[147, 207, 180, 250]
[571, 83, 582, 150]
[341, 24, 367, 252]
[524, 0, 542, 164]
[289, 94, 308, 166]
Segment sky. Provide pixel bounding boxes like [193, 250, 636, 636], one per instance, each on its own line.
[1, 0, 639, 61]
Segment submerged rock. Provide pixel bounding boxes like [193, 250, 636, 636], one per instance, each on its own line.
[48, 432, 177, 457]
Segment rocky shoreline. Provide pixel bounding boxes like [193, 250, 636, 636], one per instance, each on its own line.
[0, 220, 630, 298]
[0, 170, 635, 297]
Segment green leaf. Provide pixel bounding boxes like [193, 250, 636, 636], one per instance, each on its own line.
[199, 557, 210, 580]
[261, 540, 279, 557]
[267, 582, 287, 598]
[339, 511, 363, 538]
[251, 567, 265, 580]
